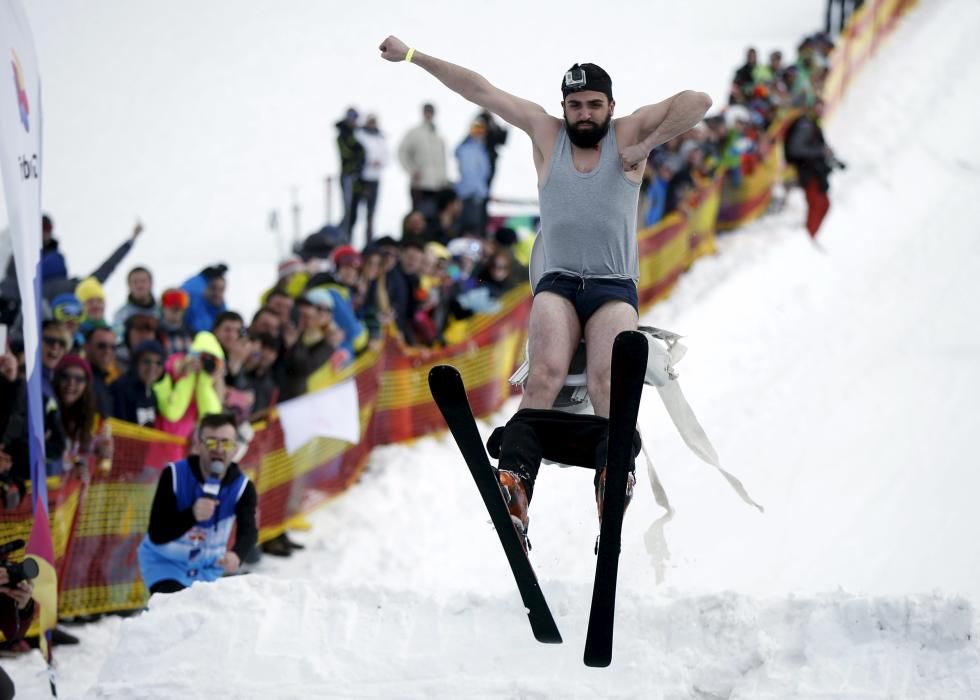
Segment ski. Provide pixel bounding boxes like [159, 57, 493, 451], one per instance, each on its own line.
[428, 365, 563, 644]
[584, 330, 649, 667]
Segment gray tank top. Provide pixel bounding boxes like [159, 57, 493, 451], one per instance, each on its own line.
[538, 123, 641, 283]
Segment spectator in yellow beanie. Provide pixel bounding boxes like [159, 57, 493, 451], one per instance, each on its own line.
[75, 276, 107, 323]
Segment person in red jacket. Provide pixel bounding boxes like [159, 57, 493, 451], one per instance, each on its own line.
[784, 98, 845, 238]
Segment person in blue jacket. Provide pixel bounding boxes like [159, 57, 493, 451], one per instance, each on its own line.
[138, 412, 257, 594]
[181, 264, 228, 334]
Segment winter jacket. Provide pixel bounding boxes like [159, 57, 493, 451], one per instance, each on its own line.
[113, 295, 160, 329]
[181, 273, 227, 334]
[455, 138, 491, 200]
[398, 122, 448, 191]
[110, 371, 158, 427]
[356, 127, 389, 182]
[153, 332, 224, 459]
[785, 116, 831, 191]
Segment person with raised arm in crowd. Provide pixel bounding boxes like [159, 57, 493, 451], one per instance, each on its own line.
[138, 412, 257, 594]
[40, 220, 144, 303]
[380, 35, 710, 543]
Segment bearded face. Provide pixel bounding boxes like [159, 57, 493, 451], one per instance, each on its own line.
[564, 112, 611, 148]
[562, 93, 613, 148]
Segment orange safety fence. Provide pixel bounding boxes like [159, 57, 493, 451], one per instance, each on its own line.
[0, 0, 918, 620]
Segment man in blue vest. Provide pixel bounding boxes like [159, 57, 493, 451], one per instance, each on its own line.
[138, 412, 257, 594]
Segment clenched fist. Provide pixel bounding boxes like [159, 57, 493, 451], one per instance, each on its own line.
[619, 143, 650, 172]
[378, 35, 410, 62]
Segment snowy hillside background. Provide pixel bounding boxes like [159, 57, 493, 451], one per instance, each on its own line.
[3, 0, 980, 697]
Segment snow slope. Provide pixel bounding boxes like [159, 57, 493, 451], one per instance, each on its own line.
[6, 0, 980, 697]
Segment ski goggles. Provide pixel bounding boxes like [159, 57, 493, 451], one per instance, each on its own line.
[53, 303, 83, 322]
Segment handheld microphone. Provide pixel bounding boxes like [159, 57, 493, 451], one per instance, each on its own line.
[202, 460, 223, 499]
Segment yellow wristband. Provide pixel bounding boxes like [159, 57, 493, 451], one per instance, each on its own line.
[405, 47, 416, 63]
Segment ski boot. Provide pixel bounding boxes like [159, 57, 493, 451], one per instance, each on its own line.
[595, 467, 636, 524]
[498, 469, 532, 552]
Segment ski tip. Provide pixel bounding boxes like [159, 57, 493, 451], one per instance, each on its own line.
[427, 364, 461, 388]
[428, 364, 459, 379]
[534, 629, 563, 644]
[613, 330, 649, 366]
[583, 655, 612, 668]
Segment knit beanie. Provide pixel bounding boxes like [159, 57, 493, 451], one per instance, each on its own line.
[75, 276, 106, 303]
[55, 353, 94, 382]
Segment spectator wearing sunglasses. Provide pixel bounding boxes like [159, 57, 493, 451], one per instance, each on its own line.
[53, 354, 113, 477]
[82, 323, 118, 420]
[138, 412, 257, 594]
[110, 340, 165, 427]
[0, 321, 70, 486]
[159, 288, 194, 357]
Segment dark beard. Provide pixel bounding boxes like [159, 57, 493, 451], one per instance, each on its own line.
[564, 114, 611, 149]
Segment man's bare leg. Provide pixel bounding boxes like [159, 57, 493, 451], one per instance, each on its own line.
[583, 301, 639, 418]
[519, 292, 582, 410]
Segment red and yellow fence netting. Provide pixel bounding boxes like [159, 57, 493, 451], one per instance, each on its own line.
[0, 0, 917, 619]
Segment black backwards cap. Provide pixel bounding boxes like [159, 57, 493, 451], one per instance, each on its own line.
[561, 63, 613, 101]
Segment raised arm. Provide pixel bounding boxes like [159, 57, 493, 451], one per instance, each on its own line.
[379, 36, 551, 138]
[616, 90, 713, 171]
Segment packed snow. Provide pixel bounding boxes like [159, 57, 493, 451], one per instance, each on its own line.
[4, 0, 980, 697]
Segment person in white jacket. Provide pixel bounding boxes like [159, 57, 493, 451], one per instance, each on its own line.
[397, 103, 449, 221]
[355, 114, 389, 244]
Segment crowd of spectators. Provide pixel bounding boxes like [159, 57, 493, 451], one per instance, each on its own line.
[639, 32, 838, 229]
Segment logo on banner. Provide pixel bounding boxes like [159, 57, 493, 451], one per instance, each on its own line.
[10, 49, 30, 132]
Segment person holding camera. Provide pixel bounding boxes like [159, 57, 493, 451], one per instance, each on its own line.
[0, 540, 38, 698]
[784, 97, 845, 239]
[138, 412, 257, 594]
[153, 331, 225, 462]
